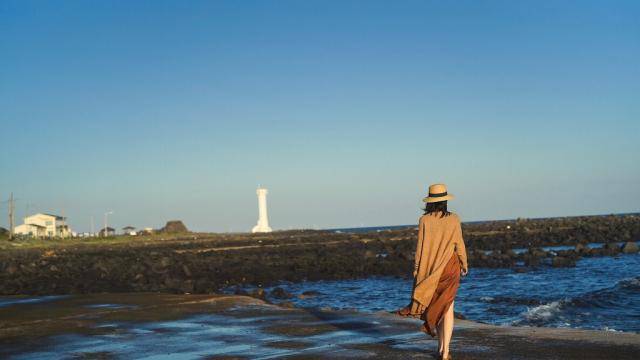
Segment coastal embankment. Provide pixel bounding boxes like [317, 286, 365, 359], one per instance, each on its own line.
[0, 214, 638, 295]
[2, 293, 640, 359]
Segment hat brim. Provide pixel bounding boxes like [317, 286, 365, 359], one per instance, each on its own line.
[422, 194, 454, 203]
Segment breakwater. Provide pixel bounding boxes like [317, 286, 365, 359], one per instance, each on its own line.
[0, 214, 638, 295]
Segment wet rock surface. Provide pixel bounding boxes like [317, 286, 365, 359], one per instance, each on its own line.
[1, 293, 639, 359]
[271, 287, 294, 299]
[0, 214, 638, 295]
[551, 256, 577, 268]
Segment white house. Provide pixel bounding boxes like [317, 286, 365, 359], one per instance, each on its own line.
[99, 227, 116, 237]
[14, 213, 71, 238]
[122, 226, 137, 235]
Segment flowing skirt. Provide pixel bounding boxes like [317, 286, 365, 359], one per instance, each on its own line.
[399, 253, 461, 337]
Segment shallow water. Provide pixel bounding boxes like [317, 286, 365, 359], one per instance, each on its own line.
[233, 253, 640, 333]
[9, 313, 300, 359]
[0, 295, 69, 308]
[3, 299, 436, 359]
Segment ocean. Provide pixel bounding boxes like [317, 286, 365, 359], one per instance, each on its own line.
[230, 233, 640, 333]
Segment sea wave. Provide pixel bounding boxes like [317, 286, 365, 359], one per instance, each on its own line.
[619, 276, 640, 289]
[513, 276, 640, 327]
[480, 295, 543, 306]
[518, 299, 567, 325]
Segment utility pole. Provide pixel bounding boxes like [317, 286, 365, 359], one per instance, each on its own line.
[104, 211, 113, 237]
[8, 193, 15, 240]
[2, 193, 19, 240]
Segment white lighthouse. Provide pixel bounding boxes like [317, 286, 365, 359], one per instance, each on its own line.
[252, 187, 272, 233]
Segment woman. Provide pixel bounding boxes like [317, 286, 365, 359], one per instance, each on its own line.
[397, 183, 468, 360]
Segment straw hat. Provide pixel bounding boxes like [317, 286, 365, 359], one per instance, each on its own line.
[422, 183, 454, 203]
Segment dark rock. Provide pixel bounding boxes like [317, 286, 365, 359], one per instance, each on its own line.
[528, 248, 547, 258]
[1, 213, 639, 296]
[603, 242, 621, 256]
[234, 287, 249, 296]
[551, 256, 576, 267]
[93, 261, 109, 275]
[250, 288, 266, 300]
[503, 249, 517, 258]
[160, 220, 189, 233]
[181, 280, 195, 293]
[194, 279, 216, 293]
[604, 242, 619, 249]
[364, 250, 376, 259]
[151, 263, 169, 274]
[621, 241, 639, 254]
[575, 243, 589, 254]
[557, 249, 580, 260]
[162, 277, 193, 293]
[182, 265, 192, 277]
[6, 264, 17, 275]
[271, 287, 293, 299]
[279, 301, 296, 308]
[163, 277, 181, 290]
[159, 257, 172, 267]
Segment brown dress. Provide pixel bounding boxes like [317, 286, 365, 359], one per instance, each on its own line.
[398, 212, 468, 337]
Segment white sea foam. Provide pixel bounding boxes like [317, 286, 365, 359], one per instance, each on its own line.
[521, 299, 566, 322]
[602, 326, 620, 332]
[619, 276, 640, 289]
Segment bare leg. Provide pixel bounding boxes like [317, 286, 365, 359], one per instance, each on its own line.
[437, 318, 444, 355]
[441, 301, 455, 359]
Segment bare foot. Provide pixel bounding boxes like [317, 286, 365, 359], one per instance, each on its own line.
[420, 323, 436, 337]
[395, 306, 412, 316]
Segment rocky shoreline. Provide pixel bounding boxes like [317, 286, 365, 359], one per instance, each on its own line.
[0, 214, 638, 295]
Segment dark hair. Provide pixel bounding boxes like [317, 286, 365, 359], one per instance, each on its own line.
[423, 201, 451, 218]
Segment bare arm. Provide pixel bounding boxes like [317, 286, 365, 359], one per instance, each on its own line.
[414, 217, 425, 276]
[454, 219, 468, 274]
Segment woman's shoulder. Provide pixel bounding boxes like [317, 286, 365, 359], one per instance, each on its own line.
[421, 212, 461, 221]
[448, 212, 461, 223]
[431, 212, 461, 224]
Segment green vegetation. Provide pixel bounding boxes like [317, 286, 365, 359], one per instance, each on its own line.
[0, 232, 197, 251]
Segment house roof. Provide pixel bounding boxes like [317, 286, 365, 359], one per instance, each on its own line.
[38, 213, 66, 220]
[100, 227, 115, 231]
[122, 226, 136, 230]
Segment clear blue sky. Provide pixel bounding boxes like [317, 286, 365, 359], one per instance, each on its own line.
[1, 1, 638, 232]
